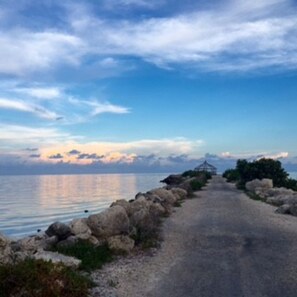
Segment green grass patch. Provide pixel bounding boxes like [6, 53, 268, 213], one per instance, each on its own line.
[190, 180, 203, 191]
[245, 191, 262, 201]
[0, 259, 93, 297]
[51, 240, 113, 271]
[173, 200, 182, 207]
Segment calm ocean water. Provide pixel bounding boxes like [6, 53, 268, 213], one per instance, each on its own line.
[0, 173, 167, 238]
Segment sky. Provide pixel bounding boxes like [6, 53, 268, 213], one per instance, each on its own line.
[0, 0, 297, 174]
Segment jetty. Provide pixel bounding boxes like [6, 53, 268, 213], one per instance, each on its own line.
[106, 176, 297, 297]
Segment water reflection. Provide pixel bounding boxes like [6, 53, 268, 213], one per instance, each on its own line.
[0, 173, 166, 237]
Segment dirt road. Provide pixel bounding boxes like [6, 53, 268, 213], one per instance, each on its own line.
[95, 176, 297, 297]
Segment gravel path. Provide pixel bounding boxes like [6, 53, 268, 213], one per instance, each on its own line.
[91, 176, 297, 297]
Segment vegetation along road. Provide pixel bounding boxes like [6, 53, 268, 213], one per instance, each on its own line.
[116, 176, 297, 297]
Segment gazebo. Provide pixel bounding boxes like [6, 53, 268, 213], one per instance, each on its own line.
[195, 161, 217, 175]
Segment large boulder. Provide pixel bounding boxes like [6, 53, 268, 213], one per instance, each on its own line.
[15, 234, 51, 253]
[110, 199, 130, 213]
[0, 232, 13, 264]
[275, 204, 291, 215]
[266, 187, 294, 197]
[289, 204, 297, 216]
[33, 251, 81, 269]
[177, 177, 199, 194]
[147, 188, 177, 205]
[149, 202, 167, 217]
[45, 221, 71, 241]
[107, 235, 135, 254]
[127, 196, 152, 217]
[70, 218, 92, 240]
[160, 174, 185, 185]
[171, 188, 187, 200]
[266, 195, 297, 207]
[87, 206, 129, 239]
[56, 235, 79, 249]
[245, 179, 273, 192]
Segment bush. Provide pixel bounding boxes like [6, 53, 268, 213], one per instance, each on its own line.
[223, 158, 296, 190]
[0, 259, 93, 297]
[51, 240, 113, 271]
[190, 180, 203, 191]
[131, 212, 162, 249]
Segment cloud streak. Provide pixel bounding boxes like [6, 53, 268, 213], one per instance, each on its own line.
[0, 97, 61, 120]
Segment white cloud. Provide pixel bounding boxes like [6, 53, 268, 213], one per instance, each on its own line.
[0, 30, 83, 76]
[0, 125, 73, 144]
[0, 97, 61, 120]
[90, 101, 130, 116]
[13, 87, 62, 99]
[69, 0, 297, 72]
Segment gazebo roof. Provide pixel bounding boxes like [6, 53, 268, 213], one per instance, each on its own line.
[195, 160, 217, 171]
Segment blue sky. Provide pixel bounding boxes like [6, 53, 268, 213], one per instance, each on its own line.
[0, 0, 297, 174]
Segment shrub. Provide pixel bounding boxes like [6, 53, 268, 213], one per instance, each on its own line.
[131, 212, 162, 249]
[190, 180, 203, 191]
[223, 158, 296, 190]
[51, 240, 113, 271]
[0, 259, 93, 297]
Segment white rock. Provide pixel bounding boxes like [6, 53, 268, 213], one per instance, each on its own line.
[70, 218, 92, 240]
[246, 179, 273, 192]
[87, 206, 129, 239]
[33, 251, 81, 269]
[107, 235, 135, 254]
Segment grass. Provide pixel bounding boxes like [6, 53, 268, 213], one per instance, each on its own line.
[190, 180, 203, 191]
[0, 259, 93, 297]
[245, 191, 262, 201]
[51, 239, 113, 271]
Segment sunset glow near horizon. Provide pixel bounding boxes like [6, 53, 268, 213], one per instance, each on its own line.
[1, 0, 297, 174]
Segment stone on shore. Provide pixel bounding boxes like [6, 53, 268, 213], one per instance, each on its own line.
[107, 235, 135, 254]
[160, 174, 185, 185]
[33, 250, 81, 269]
[0, 232, 13, 264]
[70, 218, 92, 240]
[275, 204, 291, 214]
[87, 206, 129, 239]
[245, 179, 273, 192]
[45, 221, 72, 241]
[171, 188, 187, 200]
[147, 188, 177, 205]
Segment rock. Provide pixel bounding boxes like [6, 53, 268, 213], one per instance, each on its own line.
[289, 204, 297, 216]
[70, 218, 92, 240]
[110, 199, 130, 214]
[266, 195, 297, 207]
[130, 209, 150, 229]
[147, 188, 177, 205]
[171, 188, 187, 200]
[33, 251, 81, 269]
[0, 232, 13, 264]
[266, 187, 294, 197]
[16, 235, 43, 253]
[160, 174, 185, 185]
[149, 202, 167, 217]
[107, 235, 135, 254]
[88, 235, 100, 246]
[275, 204, 291, 214]
[127, 197, 151, 217]
[56, 235, 79, 248]
[87, 206, 129, 239]
[266, 197, 285, 207]
[177, 177, 198, 194]
[245, 179, 273, 192]
[45, 221, 71, 241]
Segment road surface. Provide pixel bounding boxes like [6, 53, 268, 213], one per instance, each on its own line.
[146, 176, 297, 297]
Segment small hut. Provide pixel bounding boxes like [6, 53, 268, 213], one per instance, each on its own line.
[195, 161, 217, 175]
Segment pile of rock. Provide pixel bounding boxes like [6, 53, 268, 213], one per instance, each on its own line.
[245, 179, 297, 216]
[0, 185, 188, 267]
